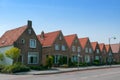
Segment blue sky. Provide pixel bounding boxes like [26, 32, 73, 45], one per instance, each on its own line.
[0, 0, 120, 44]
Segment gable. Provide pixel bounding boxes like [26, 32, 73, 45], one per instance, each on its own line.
[79, 37, 89, 49]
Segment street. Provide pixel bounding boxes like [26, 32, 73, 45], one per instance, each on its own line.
[1, 67, 120, 80]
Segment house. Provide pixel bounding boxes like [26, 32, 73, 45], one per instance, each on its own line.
[105, 45, 113, 64]
[99, 43, 107, 64]
[64, 34, 82, 63]
[79, 37, 93, 64]
[91, 42, 102, 63]
[0, 20, 42, 66]
[111, 44, 120, 63]
[37, 30, 69, 66]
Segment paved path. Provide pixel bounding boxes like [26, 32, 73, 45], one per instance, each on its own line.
[1, 65, 120, 80]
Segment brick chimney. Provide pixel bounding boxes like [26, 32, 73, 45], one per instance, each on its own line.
[41, 31, 45, 39]
[27, 20, 32, 27]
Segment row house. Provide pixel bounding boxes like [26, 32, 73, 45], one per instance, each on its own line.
[99, 43, 107, 63]
[105, 45, 113, 64]
[64, 34, 82, 63]
[79, 37, 93, 64]
[111, 44, 120, 63]
[91, 42, 102, 63]
[37, 30, 69, 66]
[0, 21, 42, 66]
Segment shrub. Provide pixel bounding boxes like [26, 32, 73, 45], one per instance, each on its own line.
[60, 64, 68, 68]
[0, 54, 4, 61]
[1, 63, 30, 73]
[46, 56, 53, 69]
[93, 60, 100, 66]
[0, 65, 5, 72]
[30, 65, 48, 70]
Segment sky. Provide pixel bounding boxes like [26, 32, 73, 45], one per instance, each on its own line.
[0, 0, 120, 44]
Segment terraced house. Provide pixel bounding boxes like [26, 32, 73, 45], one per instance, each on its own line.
[79, 37, 93, 64]
[0, 21, 42, 66]
[64, 34, 82, 63]
[99, 43, 107, 64]
[111, 44, 120, 63]
[105, 45, 113, 64]
[37, 30, 69, 66]
[91, 42, 102, 63]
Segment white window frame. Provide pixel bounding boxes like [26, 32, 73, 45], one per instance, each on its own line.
[96, 49, 99, 54]
[55, 44, 60, 50]
[85, 47, 88, 53]
[30, 39, 36, 48]
[21, 39, 25, 44]
[89, 48, 92, 53]
[28, 52, 39, 64]
[62, 45, 66, 51]
[72, 46, 76, 52]
[28, 29, 32, 34]
[77, 46, 81, 52]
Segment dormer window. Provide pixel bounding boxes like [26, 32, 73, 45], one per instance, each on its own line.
[28, 29, 32, 34]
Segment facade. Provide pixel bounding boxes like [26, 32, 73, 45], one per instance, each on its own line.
[99, 43, 107, 63]
[91, 42, 102, 63]
[0, 21, 42, 66]
[37, 30, 69, 66]
[105, 45, 113, 64]
[79, 37, 94, 64]
[64, 34, 82, 63]
[111, 44, 120, 63]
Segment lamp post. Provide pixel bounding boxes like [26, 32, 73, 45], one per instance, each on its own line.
[108, 37, 116, 67]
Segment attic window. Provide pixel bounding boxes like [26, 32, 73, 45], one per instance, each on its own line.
[59, 36, 62, 40]
[28, 29, 32, 34]
[21, 39, 25, 44]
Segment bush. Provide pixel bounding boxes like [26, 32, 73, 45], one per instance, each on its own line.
[0, 65, 5, 72]
[30, 65, 48, 70]
[46, 56, 53, 69]
[93, 60, 100, 66]
[1, 63, 30, 73]
[60, 64, 68, 68]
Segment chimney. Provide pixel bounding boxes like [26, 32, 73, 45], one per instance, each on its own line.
[41, 31, 44, 39]
[27, 20, 32, 27]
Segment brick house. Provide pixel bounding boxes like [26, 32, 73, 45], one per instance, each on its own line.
[79, 37, 93, 64]
[105, 45, 113, 64]
[91, 42, 102, 63]
[111, 44, 120, 63]
[37, 30, 69, 66]
[99, 43, 107, 64]
[64, 34, 82, 63]
[0, 21, 42, 66]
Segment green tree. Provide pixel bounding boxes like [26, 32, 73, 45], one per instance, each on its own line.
[46, 55, 53, 69]
[0, 53, 4, 61]
[5, 47, 20, 63]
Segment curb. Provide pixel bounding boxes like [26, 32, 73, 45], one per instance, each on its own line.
[33, 66, 120, 75]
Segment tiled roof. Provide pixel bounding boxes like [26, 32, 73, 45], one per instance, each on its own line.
[105, 45, 110, 53]
[79, 37, 89, 49]
[91, 42, 98, 51]
[99, 43, 105, 52]
[111, 44, 120, 53]
[0, 25, 28, 47]
[37, 30, 61, 47]
[64, 34, 77, 48]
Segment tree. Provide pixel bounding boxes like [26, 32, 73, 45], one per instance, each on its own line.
[0, 53, 4, 61]
[5, 47, 20, 63]
[46, 55, 53, 69]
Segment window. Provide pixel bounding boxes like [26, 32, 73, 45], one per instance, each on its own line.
[95, 56, 99, 60]
[55, 44, 60, 50]
[96, 49, 99, 54]
[72, 46, 76, 52]
[62, 45, 66, 51]
[85, 47, 88, 53]
[75, 39, 77, 43]
[21, 39, 25, 44]
[59, 36, 62, 40]
[28, 29, 32, 34]
[54, 55, 60, 64]
[28, 52, 39, 64]
[30, 39, 36, 48]
[77, 47, 81, 52]
[89, 48, 92, 53]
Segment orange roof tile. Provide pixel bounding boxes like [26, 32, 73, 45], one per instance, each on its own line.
[105, 45, 110, 53]
[37, 30, 61, 47]
[99, 43, 105, 52]
[64, 34, 77, 48]
[0, 25, 28, 47]
[91, 42, 98, 51]
[111, 44, 120, 53]
[79, 37, 89, 49]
